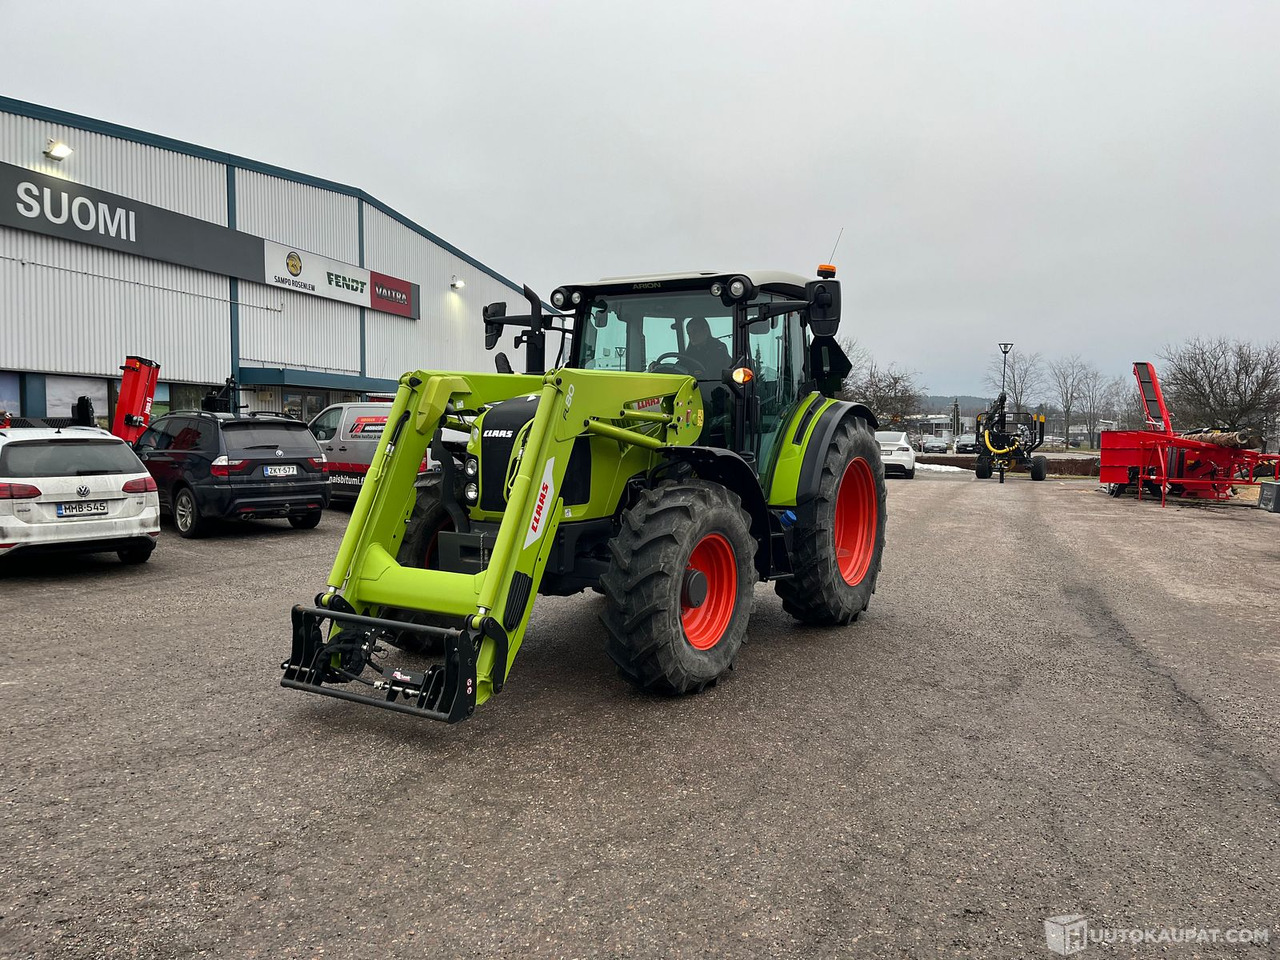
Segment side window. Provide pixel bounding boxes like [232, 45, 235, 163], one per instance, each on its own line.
[310, 407, 341, 442]
[136, 424, 167, 451]
[167, 418, 201, 452]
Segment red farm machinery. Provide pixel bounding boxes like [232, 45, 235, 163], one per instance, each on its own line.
[1100, 362, 1280, 505]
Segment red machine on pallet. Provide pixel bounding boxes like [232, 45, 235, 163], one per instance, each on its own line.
[1100, 362, 1280, 505]
[111, 356, 161, 444]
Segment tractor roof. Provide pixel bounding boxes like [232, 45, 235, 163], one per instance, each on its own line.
[576, 270, 813, 297]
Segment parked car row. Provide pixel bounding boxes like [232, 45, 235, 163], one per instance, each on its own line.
[1, 398, 453, 565]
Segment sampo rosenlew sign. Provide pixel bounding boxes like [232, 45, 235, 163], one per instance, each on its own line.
[1, 160, 420, 319]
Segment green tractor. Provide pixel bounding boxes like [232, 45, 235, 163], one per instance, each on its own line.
[281, 267, 887, 723]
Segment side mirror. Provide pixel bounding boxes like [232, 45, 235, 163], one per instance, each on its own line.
[805, 279, 841, 337]
[483, 301, 506, 350]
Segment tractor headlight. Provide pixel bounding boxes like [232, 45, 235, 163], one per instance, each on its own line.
[464, 482, 479, 502]
[710, 281, 724, 297]
[728, 277, 749, 299]
[551, 288, 568, 309]
[464, 457, 478, 477]
[571, 290, 582, 305]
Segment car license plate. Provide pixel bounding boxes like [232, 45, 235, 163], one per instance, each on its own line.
[264, 465, 298, 478]
[881, 446, 895, 455]
[57, 500, 108, 517]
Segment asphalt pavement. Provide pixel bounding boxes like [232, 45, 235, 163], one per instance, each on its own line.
[2, 474, 1277, 959]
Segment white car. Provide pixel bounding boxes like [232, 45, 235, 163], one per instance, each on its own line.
[0, 426, 160, 564]
[875, 430, 916, 479]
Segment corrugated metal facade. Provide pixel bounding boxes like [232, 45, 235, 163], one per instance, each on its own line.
[1, 98, 531, 414]
[237, 281, 361, 375]
[234, 169, 359, 262]
[0, 229, 229, 383]
[362, 206, 524, 379]
[0, 112, 227, 224]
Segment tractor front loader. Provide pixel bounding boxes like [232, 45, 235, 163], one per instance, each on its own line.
[282, 267, 888, 723]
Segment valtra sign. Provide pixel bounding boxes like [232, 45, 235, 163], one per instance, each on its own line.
[1, 160, 420, 319]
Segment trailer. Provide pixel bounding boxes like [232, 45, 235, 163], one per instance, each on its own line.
[1099, 362, 1280, 505]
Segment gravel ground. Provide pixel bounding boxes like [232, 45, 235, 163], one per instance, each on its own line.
[2, 475, 1277, 959]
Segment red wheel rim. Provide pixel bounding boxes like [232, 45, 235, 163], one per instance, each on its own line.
[681, 533, 737, 650]
[834, 458, 876, 585]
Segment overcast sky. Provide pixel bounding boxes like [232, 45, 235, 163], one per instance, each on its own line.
[3, 0, 1277, 395]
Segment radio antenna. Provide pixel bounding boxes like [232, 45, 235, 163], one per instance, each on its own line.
[828, 227, 844, 264]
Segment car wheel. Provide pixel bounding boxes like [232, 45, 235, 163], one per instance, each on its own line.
[905, 467, 915, 479]
[172, 486, 207, 539]
[118, 545, 153, 565]
[289, 511, 322, 530]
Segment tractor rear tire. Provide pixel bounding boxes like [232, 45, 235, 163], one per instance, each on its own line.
[601, 480, 754, 695]
[385, 478, 454, 654]
[974, 457, 993, 480]
[776, 416, 886, 626]
[1030, 455, 1048, 481]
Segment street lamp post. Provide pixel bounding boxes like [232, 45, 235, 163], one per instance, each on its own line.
[998, 342, 1013, 395]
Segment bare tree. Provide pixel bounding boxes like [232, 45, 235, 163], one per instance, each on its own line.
[1077, 363, 1111, 447]
[1157, 337, 1280, 431]
[840, 361, 924, 428]
[984, 348, 1042, 413]
[1047, 354, 1087, 442]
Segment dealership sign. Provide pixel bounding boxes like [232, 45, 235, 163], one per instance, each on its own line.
[1, 160, 419, 319]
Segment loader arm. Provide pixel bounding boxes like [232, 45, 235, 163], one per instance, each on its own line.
[283, 366, 704, 721]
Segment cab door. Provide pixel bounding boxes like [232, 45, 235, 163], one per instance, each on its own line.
[744, 304, 808, 482]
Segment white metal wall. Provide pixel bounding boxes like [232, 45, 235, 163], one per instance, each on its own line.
[0, 113, 228, 224]
[235, 169, 359, 262]
[362, 206, 523, 379]
[236, 280, 361, 375]
[0, 227, 229, 383]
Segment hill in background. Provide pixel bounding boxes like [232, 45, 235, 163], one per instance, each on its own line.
[921, 394, 990, 414]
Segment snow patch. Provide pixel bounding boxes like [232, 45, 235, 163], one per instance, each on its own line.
[915, 462, 968, 473]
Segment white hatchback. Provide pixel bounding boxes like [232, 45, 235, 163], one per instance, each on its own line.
[875, 430, 917, 479]
[0, 426, 161, 564]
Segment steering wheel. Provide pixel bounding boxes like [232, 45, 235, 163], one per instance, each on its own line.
[648, 351, 708, 377]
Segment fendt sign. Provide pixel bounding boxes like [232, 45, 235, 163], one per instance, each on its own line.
[0, 161, 420, 319]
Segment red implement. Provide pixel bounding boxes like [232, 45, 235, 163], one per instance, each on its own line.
[1099, 362, 1280, 505]
[112, 356, 161, 443]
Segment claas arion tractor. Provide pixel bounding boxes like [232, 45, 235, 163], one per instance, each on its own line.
[281, 267, 888, 724]
[974, 392, 1048, 483]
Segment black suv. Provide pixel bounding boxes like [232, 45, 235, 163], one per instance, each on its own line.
[135, 412, 330, 538]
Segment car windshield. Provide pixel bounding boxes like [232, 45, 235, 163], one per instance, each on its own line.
[0, 438, 142, 477]
[875, 432, 907, 444]
[577, 292, 734, 376]
[222, 422, 319, 457]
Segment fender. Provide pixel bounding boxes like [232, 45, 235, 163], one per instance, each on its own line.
[796, 401, 878, 506]
[659, 445, 777, 578]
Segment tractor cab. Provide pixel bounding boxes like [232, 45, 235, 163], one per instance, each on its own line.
[485, 268, 851, 486]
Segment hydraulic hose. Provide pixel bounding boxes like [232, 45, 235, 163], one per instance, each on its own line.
[983, 430, 1017, 455]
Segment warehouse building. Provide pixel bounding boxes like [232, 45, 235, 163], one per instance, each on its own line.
[1, 97, 528, 424]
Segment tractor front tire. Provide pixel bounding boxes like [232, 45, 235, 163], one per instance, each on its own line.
[1030, 455, 1048, 481]
[776, 416, 886, 626]
[601, 480, 754, 695]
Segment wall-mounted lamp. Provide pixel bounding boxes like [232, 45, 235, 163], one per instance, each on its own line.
[43, 139, 73, 162]
[450, 275, 465, 290]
